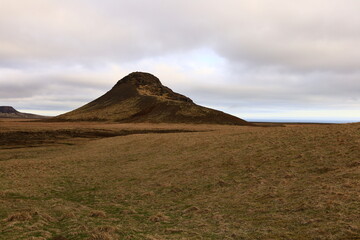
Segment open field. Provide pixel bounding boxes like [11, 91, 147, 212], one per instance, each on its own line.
[0, 119, 359, 240]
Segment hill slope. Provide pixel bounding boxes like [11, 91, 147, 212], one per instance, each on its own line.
[0, 106, 46, 119]
[55, 72, 250, 125]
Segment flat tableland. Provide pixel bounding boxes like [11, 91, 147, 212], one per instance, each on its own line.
[0, 119, 359, 239]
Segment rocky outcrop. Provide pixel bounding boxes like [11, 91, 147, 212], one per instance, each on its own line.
[54, 72, 251, 125]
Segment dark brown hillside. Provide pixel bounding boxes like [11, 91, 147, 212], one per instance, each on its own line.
[55, 72, 251, 125]
[0, 106, 19, 114]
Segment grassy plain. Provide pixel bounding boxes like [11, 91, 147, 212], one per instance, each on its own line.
[0, 119, 359, 240]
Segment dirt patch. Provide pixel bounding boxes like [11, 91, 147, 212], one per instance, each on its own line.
[0, 129, 199, 149]
[6, 212, 33, 222]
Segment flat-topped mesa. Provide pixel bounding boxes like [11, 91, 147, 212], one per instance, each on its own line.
[0, 106, 18, 114]
[114, 72, 193, 103]
[0, 106, 47, 119]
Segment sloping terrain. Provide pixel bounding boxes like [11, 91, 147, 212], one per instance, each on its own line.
[0, 120, 359, 239]
[0, 106, 46, 119]
[55, 72, 250, 125]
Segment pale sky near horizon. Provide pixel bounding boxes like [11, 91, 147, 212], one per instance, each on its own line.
[0, 0, 359, 122]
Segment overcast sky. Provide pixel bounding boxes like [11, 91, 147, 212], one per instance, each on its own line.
[1, 0, 359, 122]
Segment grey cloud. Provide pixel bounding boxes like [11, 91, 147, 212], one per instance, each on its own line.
[0, 70, 113, 113]
[1, 0, 360, 71]
[1, 0, 360, 70]
[0, 0, 359, 120]
[180, 67, 360, 114]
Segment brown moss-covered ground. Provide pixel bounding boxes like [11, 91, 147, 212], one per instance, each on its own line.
[0, 119, 359, 239]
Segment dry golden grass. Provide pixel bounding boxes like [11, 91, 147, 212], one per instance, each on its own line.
[0, 119, 359, 239]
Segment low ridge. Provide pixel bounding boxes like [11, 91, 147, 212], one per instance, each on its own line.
[0, 106, 47, 119]
[55, 72, 250, 125]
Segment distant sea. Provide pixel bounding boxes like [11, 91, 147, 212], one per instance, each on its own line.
[246, 119, 355, 124]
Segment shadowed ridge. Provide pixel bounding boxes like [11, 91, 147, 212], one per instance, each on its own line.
[0, 106, 47, 119]
[113, 72, 193, 103]
[54, 72, 251, 125]
[0, 106, 19, 114]
[115, 72, 163, 87]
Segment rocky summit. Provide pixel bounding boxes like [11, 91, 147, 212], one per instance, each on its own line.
[55, 72, 251, 125]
